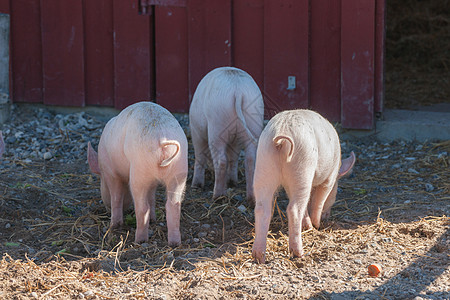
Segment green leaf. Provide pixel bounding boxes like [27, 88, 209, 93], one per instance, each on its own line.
[125, 214, 136, 227]
[51, 240, 64, 246]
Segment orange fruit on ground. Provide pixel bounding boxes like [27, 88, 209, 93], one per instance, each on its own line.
[368, 264, 382, 277]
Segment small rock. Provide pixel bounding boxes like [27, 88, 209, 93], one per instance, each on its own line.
[193, 238, 200, 243]
[43, 152, 53, 160]
[237, 205, 247, 213]
[83, 291, 94, 297]
[408, 168, 419, 174]
[425, 183, 434, 192]
[198, 232, 207, 238]
[30, 292, 38, 299]
[5, 223, 11, 229]
[201, 224, 211, 230]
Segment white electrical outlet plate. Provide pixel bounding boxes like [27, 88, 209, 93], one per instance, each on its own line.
[287, 76, 296, 90]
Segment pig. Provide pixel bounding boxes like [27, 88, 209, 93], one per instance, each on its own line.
[189, 67, 264, 204]
[252, 109, 355, 263]
[87, 101, 188, 246]
[0, 131, 4, 158]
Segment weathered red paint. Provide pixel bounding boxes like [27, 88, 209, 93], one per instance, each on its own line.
[113, 0, 153, 110]
[263, 0, 309, 118]
[4, 0, 385, 129]
[233, 0, 265, 94]
[154, 6, 189, 112]
[188, 0, 232, 102]
[84, 0, 114, 106]
[310, 0, 341, 123]
[341, 0, 375, 129]
[10, 0, 43, 103]
[147, 0, 186, 6]
[0, 0, 9, 13]
[40, 0, 85, 106]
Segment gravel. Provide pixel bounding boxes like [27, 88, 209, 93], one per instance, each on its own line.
[0, 103, 448, 300]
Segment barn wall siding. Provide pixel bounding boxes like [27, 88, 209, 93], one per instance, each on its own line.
[0, 0, 385, 129]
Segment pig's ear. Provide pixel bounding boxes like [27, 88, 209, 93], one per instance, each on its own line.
[0, 131, 4, 158]
[338, 151, 355, 178]
[87, 142, 101, 174]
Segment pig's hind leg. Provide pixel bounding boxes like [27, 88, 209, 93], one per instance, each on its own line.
[165, 175, 187, 247]
[103, 175, 128, 229]
[129, 170, 158, 243]
[244, 141, 258, 205]
[284, 171, 315, 258]
[191, 129, 209, 189]
[309, 182, 335, 229]
[252, 156, 280, 264]
[226, 141, 240, 187]
[209, 135, 228, 199]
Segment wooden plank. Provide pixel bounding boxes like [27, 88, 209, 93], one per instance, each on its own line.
[84, 0, 114, 106]
[341, 0, 375, 129]
[374, 0, 386, 114]
[310, 0, 341, 123]
[0, 0, 9, 13]
[188, 0, 232, 102]
[263, 0, 309, 118]
[10, 0, 43, 103]
[113, 0, 152, 110]
[154, 6, 188, 112]
[40, 0, 85, 106]
[233, 0, 264, 91]
[147, 0, 186, 6]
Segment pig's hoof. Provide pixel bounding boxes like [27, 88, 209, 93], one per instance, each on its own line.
[135, 232, 149, 244]
[191, 180, 204, 189]
[302, 217, 313, 230]
[252, 250, 266, 264]
[321, 211, 331, 221]
[168, 240, 181, 248]
[289, 247, 304, 258]
[109, 222, 123, 230]
[213, 192, 227, 200]
[246, 196, 255, 208]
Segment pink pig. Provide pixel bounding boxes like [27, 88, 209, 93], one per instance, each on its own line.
[252, 109, 355, 263]
[87, 102, 188, 246]
[189, 67, 264, 204]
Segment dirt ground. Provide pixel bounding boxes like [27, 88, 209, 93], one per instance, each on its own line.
[1, 1, 449, 299]
[0, 104, 449, 300]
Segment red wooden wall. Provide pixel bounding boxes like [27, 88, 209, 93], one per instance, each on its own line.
[0, 0, 385, 129]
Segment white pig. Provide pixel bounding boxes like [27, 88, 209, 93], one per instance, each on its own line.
[252, 109, 355, 263]
[87, 101, 188, 246]
[189, 67, 264, 204]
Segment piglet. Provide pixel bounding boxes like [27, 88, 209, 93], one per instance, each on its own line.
[88, 102, 188, 246]
[252, 109, 355, 263]
[189, 67, 264, 204]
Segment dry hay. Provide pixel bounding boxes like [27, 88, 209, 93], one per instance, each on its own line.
[0, 138, 449, 299]
[385, 0, 450, 109]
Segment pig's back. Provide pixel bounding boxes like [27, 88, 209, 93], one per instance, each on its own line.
[263, 110, 340, 182]
[100, 102, 186, 176]
[190, 67, 262, 124]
